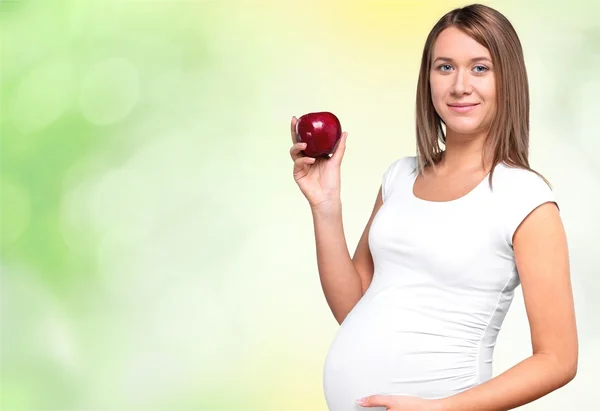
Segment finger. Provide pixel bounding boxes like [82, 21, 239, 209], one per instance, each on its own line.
[330, 132, 347, 165]
[293, 156, 315, 174]
[289, 142, 307, 161]
[356, 395, 390, 408]
[290, 116, 299, 144]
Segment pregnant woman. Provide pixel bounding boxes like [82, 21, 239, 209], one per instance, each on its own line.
[288, 4, 578, 411]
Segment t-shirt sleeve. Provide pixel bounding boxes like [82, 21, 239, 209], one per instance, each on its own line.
[381, 156, 412, 202]
[503, 171, 558, 246]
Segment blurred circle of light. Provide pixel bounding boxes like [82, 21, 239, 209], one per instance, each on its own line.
[78, 58, 139, 126]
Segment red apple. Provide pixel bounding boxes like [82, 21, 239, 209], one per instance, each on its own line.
[295, 111, 342, 158]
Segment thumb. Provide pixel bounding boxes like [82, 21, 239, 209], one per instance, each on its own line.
[330, 132, 347, 165]
[357, 394, 391, 408]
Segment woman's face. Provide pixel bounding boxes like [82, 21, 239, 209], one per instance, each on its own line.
[429, 27, 497, 138]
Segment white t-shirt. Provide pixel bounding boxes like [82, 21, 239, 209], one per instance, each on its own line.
[322, 155, 557, 411]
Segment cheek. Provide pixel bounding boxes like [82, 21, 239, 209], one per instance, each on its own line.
[429, 79, 447, 110]
[429, 78, 443, 99]
[480, 79, 496, 102]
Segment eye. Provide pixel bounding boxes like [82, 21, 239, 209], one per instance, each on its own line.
[473, 65, 489, 73]
[437, 64, 453, 72]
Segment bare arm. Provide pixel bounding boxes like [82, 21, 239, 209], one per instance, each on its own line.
[312, 187, 383, 324]
[352, 187, 383, 294]
[436, 202, 578, 411]
[288, 115, 383, 325]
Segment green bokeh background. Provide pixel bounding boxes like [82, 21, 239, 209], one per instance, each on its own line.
[1, 1, 599, 410]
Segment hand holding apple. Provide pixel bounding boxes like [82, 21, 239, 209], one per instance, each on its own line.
[289, 113, 348, 210]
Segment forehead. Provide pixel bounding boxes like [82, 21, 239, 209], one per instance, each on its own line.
[432, 27, 491, 60]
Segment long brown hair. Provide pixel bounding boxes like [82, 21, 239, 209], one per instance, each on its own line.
[415, 3, 548, 187]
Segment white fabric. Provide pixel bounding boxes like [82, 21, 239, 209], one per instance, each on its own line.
[322, 155, 557, 410]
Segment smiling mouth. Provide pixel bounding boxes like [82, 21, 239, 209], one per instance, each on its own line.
[447, 103, 479, 113]
[448, 103, 479, 107]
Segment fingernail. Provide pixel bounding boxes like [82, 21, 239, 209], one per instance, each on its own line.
[356, 397, 366, 405]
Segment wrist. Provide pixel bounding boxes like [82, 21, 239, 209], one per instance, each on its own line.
[310, 199, 342, 219]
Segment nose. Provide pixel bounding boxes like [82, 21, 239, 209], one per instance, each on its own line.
[451, 69, 473, 95]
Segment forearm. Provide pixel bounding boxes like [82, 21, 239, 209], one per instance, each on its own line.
[437, 353, 576, 411]
[311, 200, 363, 325]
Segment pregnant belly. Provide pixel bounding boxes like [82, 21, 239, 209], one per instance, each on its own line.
[322, 292, 480, 411]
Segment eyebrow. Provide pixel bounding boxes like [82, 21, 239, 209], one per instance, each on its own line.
[433, 56, 492, 63]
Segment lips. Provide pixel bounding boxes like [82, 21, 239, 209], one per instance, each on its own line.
[447, 103, 479, 113]
[448, 103, 479, 107]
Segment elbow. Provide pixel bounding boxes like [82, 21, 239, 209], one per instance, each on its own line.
[561, 347, 579, 384]
[552, 354, 578, 386]
[537, 350, 578, 387]
[563, 358, 578, 384]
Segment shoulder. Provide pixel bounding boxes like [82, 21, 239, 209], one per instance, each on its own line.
[384, 155, 417, 173]
[491, 163, 558, 246]
[381, 155, 417, 201]
[492, 163, 553, 201]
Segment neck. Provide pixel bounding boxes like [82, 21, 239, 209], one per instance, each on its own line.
[438, 129, 493, 173]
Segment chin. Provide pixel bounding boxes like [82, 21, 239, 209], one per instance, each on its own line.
[443, 119, 486, 136]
